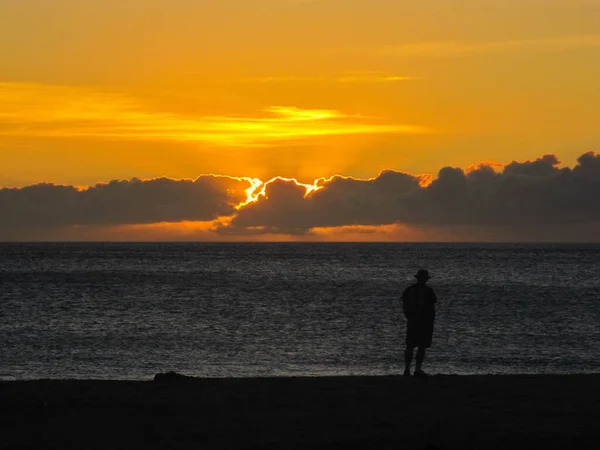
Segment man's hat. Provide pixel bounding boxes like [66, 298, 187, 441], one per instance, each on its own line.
[415, 269, 430, 280]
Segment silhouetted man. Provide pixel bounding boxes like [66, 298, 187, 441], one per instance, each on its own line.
[402, 269, 437, 377]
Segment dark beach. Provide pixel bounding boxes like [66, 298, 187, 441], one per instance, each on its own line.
[2, 374, 599, 449]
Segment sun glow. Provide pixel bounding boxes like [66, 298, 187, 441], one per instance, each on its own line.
[236, 177, 264, 209]
[232, 169, 433, 210]
[235, 176, 324, 209]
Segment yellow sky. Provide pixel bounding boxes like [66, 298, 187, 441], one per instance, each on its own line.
[2, 0, 599, 187]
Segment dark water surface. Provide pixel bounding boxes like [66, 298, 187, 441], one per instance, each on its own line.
[1, 243, 599, 379]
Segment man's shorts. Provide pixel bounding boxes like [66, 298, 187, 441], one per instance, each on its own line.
[406, 317, 435, 348]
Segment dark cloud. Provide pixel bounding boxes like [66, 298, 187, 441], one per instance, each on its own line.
[2, 152, 600, 241]
[0, 175, 247, 236]
[503, 154, 560, 177]
[229, 152, 600, 239]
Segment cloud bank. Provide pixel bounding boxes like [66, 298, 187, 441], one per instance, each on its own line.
[0, 175, 247, 235]
[2, 152, 599, 241]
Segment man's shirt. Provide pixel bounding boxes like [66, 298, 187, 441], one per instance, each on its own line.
[401, 283, 437, 320]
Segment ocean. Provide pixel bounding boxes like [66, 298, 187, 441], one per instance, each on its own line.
[1, 243, 599, 380]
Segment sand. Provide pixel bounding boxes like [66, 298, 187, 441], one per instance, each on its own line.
[1, 374, 599, 449]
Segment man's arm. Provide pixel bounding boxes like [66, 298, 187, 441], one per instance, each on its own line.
[401, 286, 413, 317]
[430, 287, 438, 305]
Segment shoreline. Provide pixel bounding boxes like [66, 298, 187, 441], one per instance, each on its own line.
[2, 374, 599, 449]
[3, 372, 600, 381]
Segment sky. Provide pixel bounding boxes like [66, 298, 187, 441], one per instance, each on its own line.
[1, 0, 599, 241]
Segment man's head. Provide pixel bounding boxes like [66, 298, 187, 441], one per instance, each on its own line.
[415, 269, 431, 284]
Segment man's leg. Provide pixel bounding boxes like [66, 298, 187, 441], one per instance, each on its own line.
[415, 347, 426, 373]
[404, 347, 414, 375]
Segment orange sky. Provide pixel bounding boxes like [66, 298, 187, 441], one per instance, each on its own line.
[1, 0, 599, 241]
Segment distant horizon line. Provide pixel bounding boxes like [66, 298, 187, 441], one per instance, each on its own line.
[2, 241, 599, 245]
